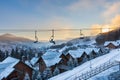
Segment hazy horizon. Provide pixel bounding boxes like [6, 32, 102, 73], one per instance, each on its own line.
[0, 0, 120, 40]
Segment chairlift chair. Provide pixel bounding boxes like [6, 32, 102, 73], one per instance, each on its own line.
[34, 30, 38, 43]
[49, 36, 55, 44]
[49, 29, 55, 44]
[80, 29, 84, 39]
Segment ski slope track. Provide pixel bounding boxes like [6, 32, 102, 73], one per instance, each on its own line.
[49, 49, 120, 80]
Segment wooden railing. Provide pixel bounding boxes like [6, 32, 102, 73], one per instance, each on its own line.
[65, 61, 118, 80]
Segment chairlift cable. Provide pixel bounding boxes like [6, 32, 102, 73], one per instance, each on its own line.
[0, 28, 114, 32]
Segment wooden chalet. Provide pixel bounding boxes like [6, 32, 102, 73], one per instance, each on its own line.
[0, 57, 33, 80]
[66, 49, 88, 64]
[104, 41, 119, 49]
[80, 51, 88, 63]
[37, 50, 62, 74]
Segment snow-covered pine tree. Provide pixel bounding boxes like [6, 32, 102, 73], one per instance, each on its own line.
[53, 67, 60, 76]
[42, 67, 52, 79]
[82, 55, 88, 63]
[67, 57, 74, 69]
[37, 72, 42, 80]
[32, 70, 37, 80]
[73, 58, 78, 67]
[24, 72, 30, 80]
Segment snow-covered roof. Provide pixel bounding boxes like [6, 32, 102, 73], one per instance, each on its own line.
[0, 66, 14, 80]
[104, 41, 119, 47]
[0, 56, 33, 80]
[25, 61, 32, 68]
[30, 57, 39, 66]
[2, 56, 20, 68]
[2, 56, 19, 63]
[93, 48, 100, 53]
[68, 49, 84, 58]
[59, 46, 68, 54]
[42, 50, 62, 67]
[85, 48, 93, 55]
[68, 48, 100, 58]
[0, 62, 16, 80]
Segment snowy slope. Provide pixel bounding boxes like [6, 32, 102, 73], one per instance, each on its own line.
[49, 49, 120, 80]
[88, 65, 119, 80]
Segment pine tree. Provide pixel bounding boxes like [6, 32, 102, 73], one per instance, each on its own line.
[37, 72, 42, 80]
[32, 70, 36, 80]
[24, 72, 30, 80]
[42, 67, 52, 79]
[0, 50, 4, 61]
[11, 48, 15, 57]
[53, 67, 60, 76]
[5, 50, 9, 58]
[73, 58, 78, 67]
[67, 57, 74, 69]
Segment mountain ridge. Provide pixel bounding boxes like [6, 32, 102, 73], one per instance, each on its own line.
[0, 33, 33, 42]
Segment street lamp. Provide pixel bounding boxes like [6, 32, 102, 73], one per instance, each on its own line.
[89, 55, 92, 70]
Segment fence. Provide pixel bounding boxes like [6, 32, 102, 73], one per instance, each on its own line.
[65, 60, 118, 80]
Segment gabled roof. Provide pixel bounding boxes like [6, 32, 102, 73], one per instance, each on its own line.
[85, 48, 101, 55]
[67, 48, 100, 58]
[68, 49, 84, 58]
[104, 41, 119, 47]
[85, 48, 93, 55]
[25, 61, 32, 68]
[0, 62, 15, 80]
[0, 56, 33, 80]
[59, 46, 68, 54]
[2, 56, 20, 68]
[42, 50, 62, 67]
[0, 66, 15, 80]
[93, 48, 100, 53]
[30, 57, 39, 66]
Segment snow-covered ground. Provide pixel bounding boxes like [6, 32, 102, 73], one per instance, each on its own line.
[49, 49, 120, 80]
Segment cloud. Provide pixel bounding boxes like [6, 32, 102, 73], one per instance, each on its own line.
[67, 0, 107, 12]
[102, 1, 120, 18]
[90, 14, 120, 35]
[68, 0, 92, 11]
[42, 17, 78, 40]
[45, 17, 73, 29]
[111, 15, 120, 28]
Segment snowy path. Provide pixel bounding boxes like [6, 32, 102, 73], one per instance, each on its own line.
[49, 49, 120, 80]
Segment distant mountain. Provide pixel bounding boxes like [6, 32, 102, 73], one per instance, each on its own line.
[50, 36, 96, 50]
[96, 28, 120, 44]
[0, 33, 33, 42]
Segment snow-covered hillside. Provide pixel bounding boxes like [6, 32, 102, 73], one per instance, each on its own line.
[49, 49, 120, 80]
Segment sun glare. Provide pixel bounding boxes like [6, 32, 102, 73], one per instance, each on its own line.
[101, 25, 110, 33]
[102, 28, 109, 33]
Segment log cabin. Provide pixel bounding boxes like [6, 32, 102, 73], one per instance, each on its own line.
[38, 50, 62, 74]
[104, 41, 119, 49]
[0, 57, 33, 80]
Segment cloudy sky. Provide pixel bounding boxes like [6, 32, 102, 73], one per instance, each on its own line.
[0, 0, 120, 40]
